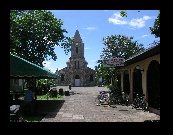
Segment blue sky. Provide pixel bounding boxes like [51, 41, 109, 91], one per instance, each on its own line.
[43, 10, 160, 73]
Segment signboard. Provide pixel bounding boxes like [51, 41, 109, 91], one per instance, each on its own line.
[102, 57, 125, 67]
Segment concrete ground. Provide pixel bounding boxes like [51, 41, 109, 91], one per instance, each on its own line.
[40, 86, 160, 122]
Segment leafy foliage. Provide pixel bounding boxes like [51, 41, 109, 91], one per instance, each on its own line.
[149, 11, 160, 38]
[10, 10, 74, 67]
[100, 35, 144, 60]
[107, 81, 120, 94]
[37, 94, 62, 100]
[120, 11, 127, 17]
[36, 79, 56, 86]
[96, 35, 145, 91]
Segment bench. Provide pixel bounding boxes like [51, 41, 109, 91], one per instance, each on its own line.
[10, 105, 20, 122]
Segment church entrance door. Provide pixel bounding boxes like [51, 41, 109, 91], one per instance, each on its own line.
[75, 75, 80, 86]
[75, 79, 80, 86]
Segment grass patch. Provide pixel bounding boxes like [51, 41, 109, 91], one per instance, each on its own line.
[37, 94, 63, 100]
[19, 94, 63, 100]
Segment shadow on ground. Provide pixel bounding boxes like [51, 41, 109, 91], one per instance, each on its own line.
[37, 100, 65, 114]
[28, 100, 65, 120]
[10, 99, 65, 122]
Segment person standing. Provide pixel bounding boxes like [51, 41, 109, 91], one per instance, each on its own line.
[24, 86, 36, 114]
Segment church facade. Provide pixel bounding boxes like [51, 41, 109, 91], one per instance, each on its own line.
[55, 30, 96, 86]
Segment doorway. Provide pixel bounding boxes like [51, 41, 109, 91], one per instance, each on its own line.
[75, 75, 80, 86]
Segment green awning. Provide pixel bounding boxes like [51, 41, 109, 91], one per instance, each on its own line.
[10, 53, 58, 79]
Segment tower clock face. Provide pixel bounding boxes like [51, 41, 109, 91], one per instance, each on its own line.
[76, 43, 79, 46]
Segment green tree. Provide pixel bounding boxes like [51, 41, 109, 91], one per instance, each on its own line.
[10, 10, 73, 67]
[100, 35, 144, 60]
[96, 35, 145, 92]
[149, 11, 160, 38]
[36, 79, 56, 86]
[10, 10, 28, 52]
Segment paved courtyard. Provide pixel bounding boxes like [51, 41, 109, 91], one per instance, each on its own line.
[40, 86, 160, 122]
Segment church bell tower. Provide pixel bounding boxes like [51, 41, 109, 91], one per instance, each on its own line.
[68, 30, 87, 70]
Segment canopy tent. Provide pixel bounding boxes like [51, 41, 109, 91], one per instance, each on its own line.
[10, 53, 58, 79]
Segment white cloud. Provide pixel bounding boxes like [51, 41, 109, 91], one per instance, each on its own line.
[143, 15, 152, 20]
[129, 15, 152, 28]
[108, 12, 127, 25]
[84, 47, 90, 50]
[83, 27, 96, 30]
[108, 12, 152, 29]
[141, 35, 149, 38]
[134, 34, 150, 39]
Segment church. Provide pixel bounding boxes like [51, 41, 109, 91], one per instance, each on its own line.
[55, 30, 96, 86]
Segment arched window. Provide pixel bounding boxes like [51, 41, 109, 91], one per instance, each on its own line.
[76, 47, 78, 53]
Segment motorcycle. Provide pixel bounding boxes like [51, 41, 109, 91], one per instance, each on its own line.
[132, 93, 148, 111]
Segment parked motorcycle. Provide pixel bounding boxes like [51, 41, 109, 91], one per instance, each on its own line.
[132, 93, 148, 111]
[132, 93, 140, 109]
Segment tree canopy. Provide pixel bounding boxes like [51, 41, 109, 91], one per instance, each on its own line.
[10, 10, 73, 67]
[100, 35, 145, 60]
[149, 11, 160, 38]
[95, 35, 145, 89]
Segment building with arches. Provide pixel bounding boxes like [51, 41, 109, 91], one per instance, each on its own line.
[116, 43, 160, 115]
[55, 30, 96, 86]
